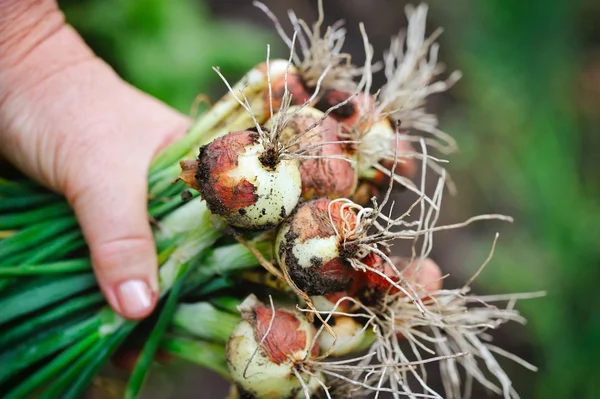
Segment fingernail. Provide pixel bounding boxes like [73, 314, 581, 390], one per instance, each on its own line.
[116, 279, 153, 318]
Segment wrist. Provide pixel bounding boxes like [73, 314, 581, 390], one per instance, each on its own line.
[0, 1, 98, 184]
[0, 0, 64, 69]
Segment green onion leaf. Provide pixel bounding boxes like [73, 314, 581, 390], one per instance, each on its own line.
[0, 273, 97, 325]
[0, 292, 103, 349]
[0, 259, 91, 277]
[124, 264, 190, 399]
[161, 336, 229, 379]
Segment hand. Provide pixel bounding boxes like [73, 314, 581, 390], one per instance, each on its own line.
[0, 1, 189, 319]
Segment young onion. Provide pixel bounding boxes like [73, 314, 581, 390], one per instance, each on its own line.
[275, 198, 358, 295]
[226, 295, 322, 399]
[180, 130, 302, 230]
[276, 106, 357, 200]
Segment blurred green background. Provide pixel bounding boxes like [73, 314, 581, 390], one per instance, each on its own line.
[58, 0, 600, 397]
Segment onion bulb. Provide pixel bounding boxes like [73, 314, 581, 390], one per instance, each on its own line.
[226, 295, 322, 399]
[275, 198, 358, 295]
[361, 255, 443, 298]
[315, 91, 376, 134]
[317, 316, 375, 357]
[313, 91, 416, 183]
[276, 106, 357, 200]
[183, 130, 302, 230]
[258, 61, 313, 118]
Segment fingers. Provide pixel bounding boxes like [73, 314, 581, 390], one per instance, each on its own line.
[61, 86, 187, 319]
[68, 152, 158, 319]
[66, 103, 187, 319]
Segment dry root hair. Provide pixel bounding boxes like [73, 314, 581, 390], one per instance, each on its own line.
[254, 0, 379, 93]
[378, 4, 462, 154]
[212, 34, 357, 166]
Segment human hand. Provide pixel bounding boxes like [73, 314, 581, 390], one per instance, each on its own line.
[0, 1, 189, 319]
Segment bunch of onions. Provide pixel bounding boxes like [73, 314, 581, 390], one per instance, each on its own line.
[0, 2, 542, 399]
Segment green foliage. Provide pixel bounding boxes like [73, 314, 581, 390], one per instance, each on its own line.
[436, 0, 600, 397]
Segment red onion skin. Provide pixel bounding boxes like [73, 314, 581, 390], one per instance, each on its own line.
[260, 68, 313, 120]
[196, 131, 261, 216]
[283, 110, 357, 200]
[278, 198, 358, 296]
[253, 304, 319, 364]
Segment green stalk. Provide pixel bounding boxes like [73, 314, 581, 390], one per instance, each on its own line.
[0, 217, 78, 263]
[0, 202, 72, 229]
[0, 314, 101, 384]
[0, 259, 91, 277]
[0, 177, 42, 196]
[3, 330, 101, 399]
[210, 296, 244, 314]
[161, 336, 229, 379]
[172, 302, 240, 344]
[156, 201, 222, 293]
[0, 192, 59, 212]
[148, 164, 183, 198]
[0, 227, 82, 268]
[183, 240, 268, 291]
[39, 321, 136, 399]
[148, 194, 190, 220]
[149, 81, 261, 175]
[22, 231, 84, 264]
[0, 234, 85, 295]
[125, 263, 191, 399]
[0, 292, 103, 349]
[0, 273, 97, 325]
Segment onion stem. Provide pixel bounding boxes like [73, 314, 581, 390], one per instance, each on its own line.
[125, 263, 190, 399]
[161, 336, 230, 379]
[0, 314, 101, 384]
[0, 273, 97, 326]
[3, 330, 101, 399]
[0, 202, 72, 230]
[172, 302, 241, 344]
[0, 259, 91, 276]
[0, 292, 103, 349]
[0, 192, 59, 212]
[39, 321, 136, 399]
[0, 217, 78, 263]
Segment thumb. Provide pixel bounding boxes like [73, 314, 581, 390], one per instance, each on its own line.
[68, 148, 159, 320]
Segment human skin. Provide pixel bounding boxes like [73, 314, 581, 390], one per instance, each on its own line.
[0, 0, 189, 319]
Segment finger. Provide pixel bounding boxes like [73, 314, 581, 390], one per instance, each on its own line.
[67, 146, 159, 320]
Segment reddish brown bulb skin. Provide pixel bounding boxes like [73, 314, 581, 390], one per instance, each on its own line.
[315, 91, 376, 133]
[196, 131, 260, 217]
[227, 296, 321, 398]
[360, 254, 443, 298]
[262, 71, 313, 119]
[277, 198, 358, 295]
[253, 303, 320, 364]
[282, 109, 357, 200]
[373, 136, 418, 185]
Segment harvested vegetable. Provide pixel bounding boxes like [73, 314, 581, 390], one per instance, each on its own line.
[277, 106, 357, 200]
[275, 198, 358, 295]
[187, 129, 302, 230]
[226, 295, 322, 399]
